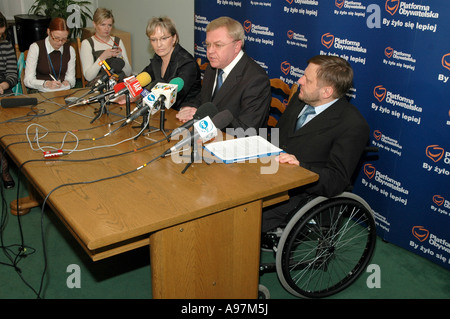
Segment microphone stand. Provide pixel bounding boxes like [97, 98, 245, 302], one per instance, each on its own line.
[181, 129, 201, 174]
[159, 106, 170, 141]
[90, 97, 107, 123]
[142, 99, 170, 141]
[91, 81, 112, 123]
[133, 109, 151, 140]
[125, 94, 130, 117]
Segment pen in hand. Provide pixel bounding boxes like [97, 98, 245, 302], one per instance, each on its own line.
[49, 74, 62, 88]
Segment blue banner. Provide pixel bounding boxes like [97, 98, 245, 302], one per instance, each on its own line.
[194, 0, 449, 270]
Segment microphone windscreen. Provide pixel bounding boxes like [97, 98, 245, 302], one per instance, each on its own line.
[136, 72, 152, 87]
[169, 77, 185, 92]
[113, 82, 126, 93]
[109, 58, 125, 73]
[212, 110, 234, 129]
[194, 102, 218, 120]
[1, 97, 38, 108]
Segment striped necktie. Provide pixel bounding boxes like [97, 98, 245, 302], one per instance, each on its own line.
[295, 105, 315, 130]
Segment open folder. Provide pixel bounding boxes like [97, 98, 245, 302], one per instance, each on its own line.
[203, 135, 283, 164]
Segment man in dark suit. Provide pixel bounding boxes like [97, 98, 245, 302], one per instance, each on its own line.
[176, 16, 271, 132]
[262, 55, 370, 234]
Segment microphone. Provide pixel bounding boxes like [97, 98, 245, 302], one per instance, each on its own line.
[141, 90, 159, 115]
[1, 97, 38, 108]
[151, 77, 185, 109]
[163, 110, 233, 156]
[70, 72, 151, 107]
[164, 116, 217, 156]
[118, 87, 158, 128]
[209, 109, 234, 131]
[169, 102, 218, 138]
[111, 72, 151, 99]
[88, 59, 125, 93]
[119, 100, 150, 127]
[72, 82, 125, 106]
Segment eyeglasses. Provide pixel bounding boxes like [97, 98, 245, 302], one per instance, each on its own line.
[149, 35, 172, 44]
[202, 40, 237, 50]
[50, 33, 68, 43]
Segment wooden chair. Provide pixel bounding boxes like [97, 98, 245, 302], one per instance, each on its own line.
[262, 79, 299, 208]
[196, 58, 208, 71]
[268, 78, 298, 127]
[75, 37, 87, 88]
[196, 58, 209, 84]
[14, 44, 28, 95]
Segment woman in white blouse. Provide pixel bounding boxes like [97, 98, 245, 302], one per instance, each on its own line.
[80, 8, 132, 84]
[24, 17, 76, 92]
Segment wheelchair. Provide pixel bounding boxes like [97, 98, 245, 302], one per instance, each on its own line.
[259, 147, 378, 299]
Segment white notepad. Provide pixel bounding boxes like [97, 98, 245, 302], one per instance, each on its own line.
[203, 135, 283, 164]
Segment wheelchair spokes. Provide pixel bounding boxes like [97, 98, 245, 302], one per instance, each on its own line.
[276, 198, 376, 298]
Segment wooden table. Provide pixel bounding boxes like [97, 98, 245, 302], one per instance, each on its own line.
[0, 90, 318, 298]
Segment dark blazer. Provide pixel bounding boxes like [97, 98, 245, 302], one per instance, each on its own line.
[185, 52, 271, 131]
[142, 44, 201, 110]
[277, 96, 370, 197]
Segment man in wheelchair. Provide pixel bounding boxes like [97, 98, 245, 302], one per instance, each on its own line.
[262, 55, 370, 250]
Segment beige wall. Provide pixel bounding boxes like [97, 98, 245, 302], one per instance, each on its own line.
[98, 0, 195, 73]
[0, 0, 195, 73]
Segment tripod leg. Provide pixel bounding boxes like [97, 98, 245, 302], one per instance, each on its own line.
[90, 99, 106, 123]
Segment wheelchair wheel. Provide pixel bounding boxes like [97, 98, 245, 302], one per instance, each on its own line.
[258, 284, 270, 299]
[276, 195, 376, 298]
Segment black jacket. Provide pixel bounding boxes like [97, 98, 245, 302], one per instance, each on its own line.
[277, 97, 370, 197]
[142, 44, 201, 110]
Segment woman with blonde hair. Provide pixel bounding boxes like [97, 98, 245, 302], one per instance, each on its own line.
[80, 8, 131, 84]
[141, 16, 201, 110]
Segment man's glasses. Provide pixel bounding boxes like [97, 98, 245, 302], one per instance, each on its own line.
[202, 40, 237, 50]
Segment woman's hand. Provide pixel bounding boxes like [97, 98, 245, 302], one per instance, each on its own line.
[99, 47, 122, 61]
[45, 80, 62, 89]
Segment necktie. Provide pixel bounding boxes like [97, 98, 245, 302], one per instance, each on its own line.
[213, 69, 224, 98]
[295, 105, 315, 130]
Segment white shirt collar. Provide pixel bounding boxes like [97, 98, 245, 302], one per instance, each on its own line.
[220, 50, 244, 80]
[45, 36, 64, 54]
[313, 98, 339, 115]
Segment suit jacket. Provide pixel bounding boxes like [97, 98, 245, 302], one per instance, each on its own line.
[277, 97, 370, 197]
[184, 52, 271, 131]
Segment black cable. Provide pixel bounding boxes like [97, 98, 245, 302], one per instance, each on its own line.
[0, 91, 167, 297]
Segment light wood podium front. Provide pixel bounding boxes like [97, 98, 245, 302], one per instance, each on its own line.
[0, 91, 318, 299]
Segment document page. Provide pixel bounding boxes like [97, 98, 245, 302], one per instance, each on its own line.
[204, 135, 282, 164]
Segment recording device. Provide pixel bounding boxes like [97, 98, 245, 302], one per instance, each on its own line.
[1, 97, 38, 108]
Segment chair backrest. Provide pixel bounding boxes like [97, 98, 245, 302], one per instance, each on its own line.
[14, 44, 28, 95]
[196, 58, 208, 71]
[75, 37, 87, 88]
[268, 78, 298, 127]
[196, 58, 209, 84]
